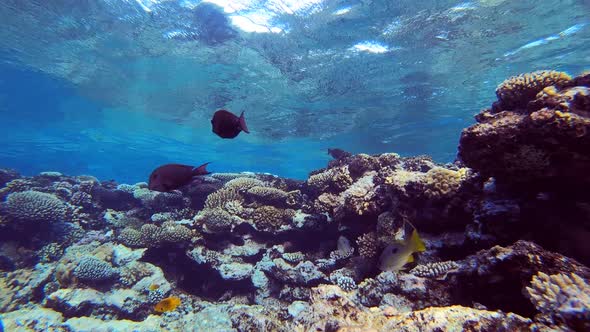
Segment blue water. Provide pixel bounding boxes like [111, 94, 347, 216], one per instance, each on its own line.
[0, 0, 589, 183]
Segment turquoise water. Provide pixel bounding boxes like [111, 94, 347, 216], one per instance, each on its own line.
[1, 0, 589, 183]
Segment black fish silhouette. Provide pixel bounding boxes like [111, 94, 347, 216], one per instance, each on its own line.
[148, 163, 210, 192]
[211, 110, 249, 139]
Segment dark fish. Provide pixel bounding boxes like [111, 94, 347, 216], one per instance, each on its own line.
[327, 148, 352, 160]
[211, 110, 249, 139]
[148, 163, 210, 192]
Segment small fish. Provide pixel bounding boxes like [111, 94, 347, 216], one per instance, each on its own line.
[148, 163, 210, 192]
[327, 148, 352, 160]
[211, 110, 249, 139]
[148, 283, 160, 291]
[154, 296, 181, 313]
[379, 228, 426, 272]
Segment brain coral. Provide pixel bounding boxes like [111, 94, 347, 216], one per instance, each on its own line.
[496, 70, 572, 110]
[5, 190, 67, 222]
[73, 256, 116, 282]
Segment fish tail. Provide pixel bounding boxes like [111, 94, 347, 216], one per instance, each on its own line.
[192, 162, 211, 175]
[239, 111, 250, 134]
[409, 229, 426, 252]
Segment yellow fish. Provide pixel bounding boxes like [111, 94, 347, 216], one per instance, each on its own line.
[154, 296, 181, 313]
[379, 228, 426, 272]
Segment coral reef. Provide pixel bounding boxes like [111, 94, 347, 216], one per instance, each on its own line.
[1, 69, 590, 331]
[459, 70, 590, 188]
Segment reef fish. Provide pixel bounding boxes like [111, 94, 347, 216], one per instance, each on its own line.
[154, 296, 182, 313]
[211, 110, 249, 139]
[379, 228, 426, 272]
[148, 163, 210, 192]
[327, 148, 352, 160]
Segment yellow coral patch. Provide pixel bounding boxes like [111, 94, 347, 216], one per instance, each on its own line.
[154, 296, 181, 313]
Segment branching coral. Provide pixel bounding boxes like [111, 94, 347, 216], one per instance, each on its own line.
[224, 177, 265, 191]
[246, 186, 288, 205]
[306, 169, 335, 193]
[204, 188, 243, 210]
[410, 261, 460, 279]
[73, 256, 116, 282]
[5, 190, 67, 222]
[496, 70, 572, 110]
[140, 224, 164, 247]
[251, 206, 295, 232]
[526, 272, 590, 328]
[197, 208, 235, 233]
[313, 192, 343, 214]
[160, 221, 193, 243]
[307, 166, 352, 193]
[282, 252, 306, 264]
[356, 232, 379, 258]
[118, 228, 145, 248]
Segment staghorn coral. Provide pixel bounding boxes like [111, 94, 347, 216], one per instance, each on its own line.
[410, 261, 460, 279]
[526, 272, 590, 329]
[356, 232, 379, 258]
[423, 167, 468, 199]
[223, 200, 244, 216]
[204, 188, 244, 210]
[495, 70, 572, 110]
[73, 256, 116, 282]
[5, 190, 68, 223]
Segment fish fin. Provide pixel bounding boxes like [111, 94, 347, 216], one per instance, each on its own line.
[192, 162, 211, 176]
[239, 111, 250, 134]
[407, 254, 414, 263]
[409, 229, 426, 252]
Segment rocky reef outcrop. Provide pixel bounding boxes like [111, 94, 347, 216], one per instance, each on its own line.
[1, 69, 589, 331]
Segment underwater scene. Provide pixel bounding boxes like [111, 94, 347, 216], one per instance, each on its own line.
[1, 0, 590, 331]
